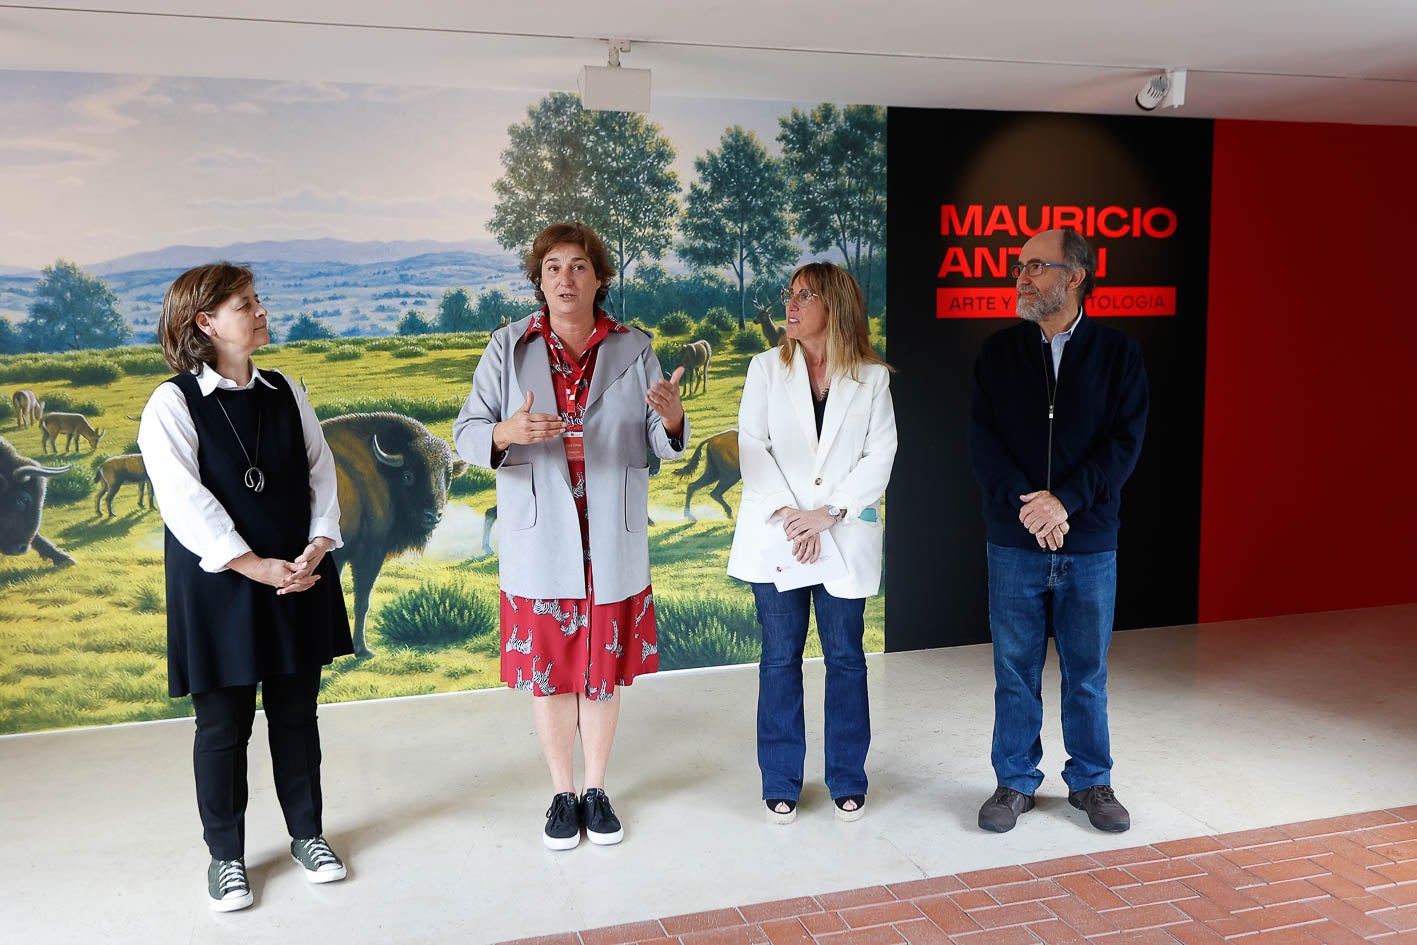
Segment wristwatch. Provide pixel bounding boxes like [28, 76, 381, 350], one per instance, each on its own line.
[825, 505, 847, 522]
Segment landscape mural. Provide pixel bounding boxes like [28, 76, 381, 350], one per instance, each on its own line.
[0, 70, 886, 734]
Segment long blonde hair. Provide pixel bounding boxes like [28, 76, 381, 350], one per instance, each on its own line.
[778, 261, 892, 381]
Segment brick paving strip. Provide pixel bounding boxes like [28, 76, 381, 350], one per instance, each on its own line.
[500, 806, 1417, 945]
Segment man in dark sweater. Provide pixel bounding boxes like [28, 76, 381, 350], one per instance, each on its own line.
[968, 228, 1148, 834]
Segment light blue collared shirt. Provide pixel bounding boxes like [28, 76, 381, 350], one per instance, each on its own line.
[1041, 308, 1084, 378]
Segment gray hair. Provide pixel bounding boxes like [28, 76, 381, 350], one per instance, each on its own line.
[1060, 229, 1097, 301]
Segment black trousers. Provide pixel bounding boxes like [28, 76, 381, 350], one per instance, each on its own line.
[190, 667, 324, 860]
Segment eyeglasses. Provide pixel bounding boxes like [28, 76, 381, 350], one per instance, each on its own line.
[780, 287, 820, 306]
[1009, 261, 1073, 280]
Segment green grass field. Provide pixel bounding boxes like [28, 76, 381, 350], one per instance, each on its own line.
[0, 325, 886, 733]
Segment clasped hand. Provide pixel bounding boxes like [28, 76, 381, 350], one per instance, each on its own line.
[1019, 489, 1069, 551]
[230, 537, 331, 595]
[777, 505, 838, 564]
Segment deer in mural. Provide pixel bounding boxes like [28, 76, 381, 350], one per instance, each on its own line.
[754, 297, 785, 348]
[677, 340, 712, 397]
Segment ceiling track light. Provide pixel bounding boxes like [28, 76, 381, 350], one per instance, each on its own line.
[578, 37, 652, 113]
[1136, 68, 1187, 111]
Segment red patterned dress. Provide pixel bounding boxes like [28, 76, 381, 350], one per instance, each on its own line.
[499, 309, 659, 699]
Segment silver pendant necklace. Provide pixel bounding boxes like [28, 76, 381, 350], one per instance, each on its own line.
[215, 398, 265, 493]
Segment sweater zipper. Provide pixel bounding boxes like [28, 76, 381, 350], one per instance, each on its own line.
[1041, 340, 1056, 491]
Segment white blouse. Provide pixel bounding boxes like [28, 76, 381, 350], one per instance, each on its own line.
[137, 362, 343, 573]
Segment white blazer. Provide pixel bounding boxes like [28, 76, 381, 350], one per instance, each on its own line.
[727, 347, 898, 599]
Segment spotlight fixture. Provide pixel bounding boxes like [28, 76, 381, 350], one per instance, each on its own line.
[1135, 68, 1187, 111]
[577, 38, 652, 113]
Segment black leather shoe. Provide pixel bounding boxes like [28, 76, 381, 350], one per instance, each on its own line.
[1069, 784, 1131, 832]
[978, 786, 1035, 832]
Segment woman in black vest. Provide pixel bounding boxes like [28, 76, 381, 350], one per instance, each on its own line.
[138, 263, 354, 912]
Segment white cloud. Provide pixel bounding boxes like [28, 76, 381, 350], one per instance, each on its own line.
[186, 186, 490, 219]
[68, 75, 168, 132]
[228, 102, 267, 115]
[0, 138, 107, 167]
[259, 82, 349, 105]
[361, 85, 443, 104]
[185, 148, 275, 171]
[191, 103, 220, 114]
[55, 177, 86, 187]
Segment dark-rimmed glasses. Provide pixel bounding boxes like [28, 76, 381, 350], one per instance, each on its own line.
[1010, 261, 1073, 280]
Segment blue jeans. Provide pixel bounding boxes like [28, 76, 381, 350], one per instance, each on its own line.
[751, 582, 870, 802]
[986, 543, 1116, 796]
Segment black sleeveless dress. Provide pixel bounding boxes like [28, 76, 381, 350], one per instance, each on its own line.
[164, 370, 353, 697]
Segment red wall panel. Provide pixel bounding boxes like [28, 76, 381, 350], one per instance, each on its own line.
[1201, 120, 1417, 621]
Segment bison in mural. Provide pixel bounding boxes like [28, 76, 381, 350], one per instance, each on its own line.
[0, 435, 75, 566]
[678, 428, 741, 522]
[322, 412, 466, 658]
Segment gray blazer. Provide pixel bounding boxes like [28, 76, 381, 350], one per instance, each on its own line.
[452, 313, 689, 602]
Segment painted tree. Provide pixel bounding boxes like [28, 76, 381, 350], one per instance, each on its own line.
[475, 288, 535, 330]
[285, 313, 333, 342]
[488, 92, 679, 319]
[679, 126, 796, 328]
[0, 317, 21, 355]
[584, 110, 680, 319]
[437, 287, 474, 333]
[22, 259, 131, 352]
[778, 104, 887, 313]
[397, 310, 435, 336]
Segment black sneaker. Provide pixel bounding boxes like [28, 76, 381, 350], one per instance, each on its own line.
[581, 787, 624, 845]
[1069, 784, 1131, 833]
[544, 791, 582, 850]
[207, 856, 253, 912]
[978, 786, 1035, 833]
[290, 835, 347, 883]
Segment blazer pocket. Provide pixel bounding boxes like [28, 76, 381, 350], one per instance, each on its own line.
[623, 465, 649, 533]
[495, 462, 537, 531]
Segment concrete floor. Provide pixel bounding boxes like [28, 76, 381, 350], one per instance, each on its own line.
[1, 603, 1413, 944]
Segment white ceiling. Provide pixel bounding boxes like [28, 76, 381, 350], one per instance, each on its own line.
[2, 0, 1416, 124]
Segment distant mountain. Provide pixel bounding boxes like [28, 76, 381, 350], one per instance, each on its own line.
[88, 238, 513, 275]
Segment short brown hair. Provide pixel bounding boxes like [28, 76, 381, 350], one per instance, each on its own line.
[779, 261, 893, 380]
[523, 223, 615, 307]
[156, 262, 255, 373]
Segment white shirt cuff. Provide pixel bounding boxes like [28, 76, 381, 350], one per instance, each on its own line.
[199, 533, 254, 573]
[308, 518, 343, 549]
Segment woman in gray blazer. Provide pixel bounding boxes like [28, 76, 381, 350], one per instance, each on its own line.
[453, 223, 689, 850]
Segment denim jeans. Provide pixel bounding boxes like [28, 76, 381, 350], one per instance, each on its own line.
[751, 582, 870, 802]
[986, 543, 1117, 796]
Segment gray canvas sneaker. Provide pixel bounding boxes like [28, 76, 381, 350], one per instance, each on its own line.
[207, 857, 253, 912]
[290, 836, 348, 883]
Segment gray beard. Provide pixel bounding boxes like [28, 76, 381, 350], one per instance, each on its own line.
[1017, 282, 1068, 323]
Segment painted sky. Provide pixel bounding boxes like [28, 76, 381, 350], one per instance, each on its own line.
[0, 70, 816, 270]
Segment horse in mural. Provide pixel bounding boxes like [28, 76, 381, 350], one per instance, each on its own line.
[677, 340, 712, 396]
[677, 428, 741, 522]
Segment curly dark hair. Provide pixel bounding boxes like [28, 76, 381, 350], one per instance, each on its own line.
[523, 223, 615, 306]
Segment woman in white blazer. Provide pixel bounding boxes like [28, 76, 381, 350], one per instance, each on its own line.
[727, 262, 897, 823]
[453, 223, 688, 851]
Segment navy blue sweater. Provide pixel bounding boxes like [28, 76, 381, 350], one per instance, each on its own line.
[968, 312, 1148, 553]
